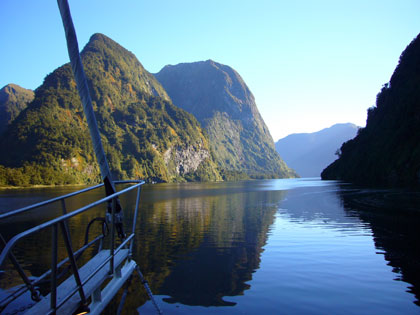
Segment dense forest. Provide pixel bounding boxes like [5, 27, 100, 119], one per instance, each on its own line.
[322, 33, 420, 187]
[0, 34, 221, 186]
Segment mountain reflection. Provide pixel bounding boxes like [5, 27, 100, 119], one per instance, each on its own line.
[123, 184, 287, 309]
[335, 186, 420, 305]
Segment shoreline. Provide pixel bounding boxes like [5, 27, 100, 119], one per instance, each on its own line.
[0, 183, 90, 190]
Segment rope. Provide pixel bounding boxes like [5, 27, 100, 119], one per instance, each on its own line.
[84, 217, 109, 244]
[136, 265, 163, 314]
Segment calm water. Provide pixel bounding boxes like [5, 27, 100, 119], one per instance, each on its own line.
[1, 179, 420, 314]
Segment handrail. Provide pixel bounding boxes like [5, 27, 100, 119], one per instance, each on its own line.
[0, 180, 144, 267]
[0, 180, 145, 313]
[0, 183, 103, 220]
[0, 180, 143, 221]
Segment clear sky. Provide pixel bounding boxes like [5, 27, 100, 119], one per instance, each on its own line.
[1, 1, 420, 140]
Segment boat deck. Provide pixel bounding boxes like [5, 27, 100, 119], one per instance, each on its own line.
[26, 249, 136, 314]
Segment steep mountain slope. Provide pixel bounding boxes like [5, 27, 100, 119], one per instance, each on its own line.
[322, 33, 420, 187]
[155, 60, 296, 179]
[0, 34, 220, 186]
[0, 84, 34, 134]
[276, 123, 358, 177]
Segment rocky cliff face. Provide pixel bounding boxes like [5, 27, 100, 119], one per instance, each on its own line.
[0, 84, 34, 134]
[0, 34, 220, 185]
[155, 60, 296, 179]
[322, 33, 420, 187]
[164, 143, 210, 175]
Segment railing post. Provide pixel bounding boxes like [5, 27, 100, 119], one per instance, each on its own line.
[98, 236, 104, 252]
[130, 185, 142, 256]
[60, 199, 67, 215]
[110, 198, 116, 275]
[60, 199, 74, 250]
[59, 221, 88, 307]
[51, 224, 58, 314]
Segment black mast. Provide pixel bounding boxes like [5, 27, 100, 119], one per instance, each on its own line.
[57, 0, 125, 238]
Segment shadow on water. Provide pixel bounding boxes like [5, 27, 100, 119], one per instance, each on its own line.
[335, 185, 420, 306]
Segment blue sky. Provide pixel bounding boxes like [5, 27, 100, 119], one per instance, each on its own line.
[1, 1, 420, 140]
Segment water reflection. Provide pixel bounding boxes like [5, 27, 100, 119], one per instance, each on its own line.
[335, 186, 420, 305]
[125, 186, 287, 310]
[1, 180, 420, 314]
[138, 181, 419, 314]
[273, 184, 420, 307]
[277, 185, 372, 234]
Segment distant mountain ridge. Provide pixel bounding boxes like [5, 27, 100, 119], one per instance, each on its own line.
[276, 123, 358, 177]
[322, 33, 420, 187]
[0, 33, 220, 186]
[155, 60, 296, 179]
[0, 84, 34, 134]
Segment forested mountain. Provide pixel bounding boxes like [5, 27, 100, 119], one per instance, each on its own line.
[155, 60, 296, 180]
[276, 123, 358, 177]
[0, 33, 220, 186]
[322, 33, 420, 187]
[0, 84, 34, 134]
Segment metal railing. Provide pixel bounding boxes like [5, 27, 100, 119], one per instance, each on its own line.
[0, 180, 145, 314]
